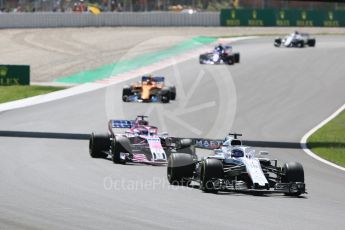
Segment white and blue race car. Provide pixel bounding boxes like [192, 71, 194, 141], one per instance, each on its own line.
[167, 133, 306, 196]
[274, 31, 316, 48]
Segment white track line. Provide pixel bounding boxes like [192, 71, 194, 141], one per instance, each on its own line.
[0, 36, 255, 113]
[301, 103, 345, 172]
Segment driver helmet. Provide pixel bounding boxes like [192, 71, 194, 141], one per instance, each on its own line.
[144, 74, 153, 85]
[231, 148, 244, 158]
[215, 44, 224, 51]
[138, 120, 148, 126]
[149, 129, 156, 136]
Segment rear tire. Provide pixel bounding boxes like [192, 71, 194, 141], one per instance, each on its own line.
[122, 86, 132, 102]
[169, 86, 176, 100]
[234, 53, 240, 63]
[200, 159, 223, 193]
[226, 55, 235, 65]
[167, 153, 194, 186]
[160, 87, 171, 103]
[282, 162, 304, 196]
[111, 136, 131, 164]
[307, 39, 316, 47]
[177, 139, 196, 158]
[178, 138, 193, 149]
[89, 133, 110, 158]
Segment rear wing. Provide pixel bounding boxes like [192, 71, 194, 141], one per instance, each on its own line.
[300, 33, 310, 37]
[225, 45, 233, 51]
[141, 76, 165, 83]
[110, 120, 134, 128]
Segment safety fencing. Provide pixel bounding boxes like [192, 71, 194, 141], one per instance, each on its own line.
[0, 12, 219, 28]
[221, 9, 345, 27]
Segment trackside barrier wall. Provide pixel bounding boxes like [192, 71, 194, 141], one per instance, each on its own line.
[221, 9, 345, 27]
[1, 11, 344, 28]
[0, 12, 219, 28]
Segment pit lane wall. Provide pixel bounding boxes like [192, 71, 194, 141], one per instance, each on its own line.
[0, 12, 219, 28]
[221, 9, 345, 27]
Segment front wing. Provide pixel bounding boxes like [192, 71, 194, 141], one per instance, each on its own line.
[124, 95, 161, 103]
[199, 178, 306, 194]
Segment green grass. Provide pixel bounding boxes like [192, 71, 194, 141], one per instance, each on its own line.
[308, 110, 345, 167]
[0, 85, 65, 104]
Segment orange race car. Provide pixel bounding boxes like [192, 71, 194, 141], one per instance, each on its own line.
[122, 76, 176, 103]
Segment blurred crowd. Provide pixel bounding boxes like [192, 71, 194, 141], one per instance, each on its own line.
[0, 0, 343, 13]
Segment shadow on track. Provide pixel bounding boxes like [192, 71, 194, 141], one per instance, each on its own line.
[180, 184, 308, 198]
[1, 130, 342, 150]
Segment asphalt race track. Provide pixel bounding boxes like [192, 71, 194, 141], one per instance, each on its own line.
[1, 36, 345, 230]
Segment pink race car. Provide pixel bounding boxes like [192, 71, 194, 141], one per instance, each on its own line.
[89, 115, 195, 165]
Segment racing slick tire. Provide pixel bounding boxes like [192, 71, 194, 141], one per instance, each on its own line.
[225, 55, 235, 65]
[178, 138, 193, 149]
[177, 139, 196, 157]
[298, 41, 305, 48]
[122, 85, 132, 102]
[200, 158, 224, 193]
[169, 86, 176, 100]
[89, 133, 110, 158]
[199, 54, 206, 64]
[167, 153, 194, 186]
[274, 38, 282, 47]
[234, 53, 240, 63]
[282, 162, 304, 196]
[307, 39, 316, 47]
[111, 136, 132, 164]
[160, 87, 171, 103]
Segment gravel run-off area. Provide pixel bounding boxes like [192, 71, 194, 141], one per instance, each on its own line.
[0, 27, 344, 83]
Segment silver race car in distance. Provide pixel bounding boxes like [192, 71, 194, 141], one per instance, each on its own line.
[167, 133, 306, 196]
[274, 31, 316, 48]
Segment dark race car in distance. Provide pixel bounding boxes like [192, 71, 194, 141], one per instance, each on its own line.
[89, 115, 195, 165]
[199, 45, 240, 65]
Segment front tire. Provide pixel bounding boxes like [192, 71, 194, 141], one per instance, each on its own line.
[282, 162, 304, 196]
[274, 38, 282, 47]
[200, 158, 223, 193]
[111, 136, 131, 164]
[89, 133, 110, 158]
[298, 41, 305, 48]
[199, 54, 206, 64]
